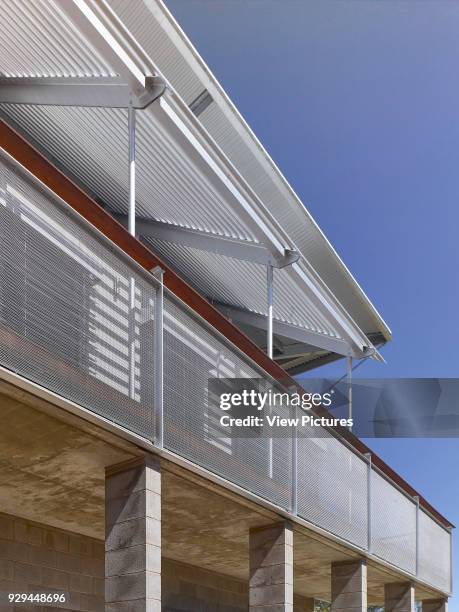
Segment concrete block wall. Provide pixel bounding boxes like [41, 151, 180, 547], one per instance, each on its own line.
[0, 512, 315, 611]
[163, 559, 313, 611]
[0, 512, 104, 612]
[162, 558, 248, 611]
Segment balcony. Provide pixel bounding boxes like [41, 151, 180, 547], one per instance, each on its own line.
[0, 148, 451, 597]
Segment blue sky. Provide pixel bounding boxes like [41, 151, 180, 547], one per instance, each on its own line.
[165, 0, 458, 607]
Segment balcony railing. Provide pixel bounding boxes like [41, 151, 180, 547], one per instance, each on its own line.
[0, 151, 452, 595]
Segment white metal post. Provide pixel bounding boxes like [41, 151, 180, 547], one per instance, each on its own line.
[267, 264, 273, 359]
[266, 265, 274, 481]
[128, 103, 136, 237]
[152, 266, 164, 447]
[267, 383, 273, 480]
[291, 404, 298, 515]
[414, 495, 420, 576]
[347, 355, 353, 431]
[365, 452, 372, 552]
[128, 275, 136, 401]
[128, 104, 136, 400]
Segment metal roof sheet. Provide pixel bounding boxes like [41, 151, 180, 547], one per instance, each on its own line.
[1, 98, 345, 345]
[103, 0, 391, 342]
[1, 102, 259, 239]
[143, 238, 340, 336]
[0, 0, 389, 366]
[1, 0, 115, 77]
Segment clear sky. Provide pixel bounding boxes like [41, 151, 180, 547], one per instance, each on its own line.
[165, 0, 458, 607]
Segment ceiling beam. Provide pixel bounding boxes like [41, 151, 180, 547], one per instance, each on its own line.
[0, 77, 165, 109]
[113, 214, 299, 268]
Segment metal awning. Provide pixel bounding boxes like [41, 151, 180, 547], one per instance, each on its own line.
[0, 0, 390, 371]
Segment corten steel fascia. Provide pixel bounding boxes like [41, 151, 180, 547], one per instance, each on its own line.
[0, 119, 453, 531]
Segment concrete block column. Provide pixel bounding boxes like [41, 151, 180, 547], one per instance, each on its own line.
[249, 521, 294, 612]
[384, 582, 415, 612]
[331, 559, 367, 612]
[105, 456, 161, 612]
[423, 600, 448, 612]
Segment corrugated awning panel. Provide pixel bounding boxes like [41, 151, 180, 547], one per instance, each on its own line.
[1, 102, 259, 241]
[1, 100, 346, 343]
[101, 0, 390, 340]
[1, 0, 116, 77]
[144, 236, 342, 339]
[199, 100, 383, 336]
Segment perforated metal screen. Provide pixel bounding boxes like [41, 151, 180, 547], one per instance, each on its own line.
[0, 153, 157, 438]
[297, 431, 368, 548]
[0, 154, 452, 595]
[371, 470, 416, 574]
[419, 510, 451, 593]
[162, 295, 293, 510]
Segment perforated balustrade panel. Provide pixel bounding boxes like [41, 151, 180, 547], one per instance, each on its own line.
[419, 510, 451, 593]
[297, 428, 368, 548]
[162, 294, 293, 510]
[1, 154, 452, 594]
[0, 153, 157, 439]
[371, 470, 416, 573]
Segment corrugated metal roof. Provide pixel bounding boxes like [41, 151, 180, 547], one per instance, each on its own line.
[108, 0, 203, 105]
[0, 0, 389, 367]
[143, 238, 340, 336]
[1, 102, 258, 240]
[1, 0, 116, 77]
[1, 98, 344, 346]
[103, 0, 390, 342]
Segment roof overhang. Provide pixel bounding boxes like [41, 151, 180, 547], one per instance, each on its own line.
[0, 0, 387, 370]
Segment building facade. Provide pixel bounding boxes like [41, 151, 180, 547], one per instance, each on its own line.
[0, 1, 452, 611]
